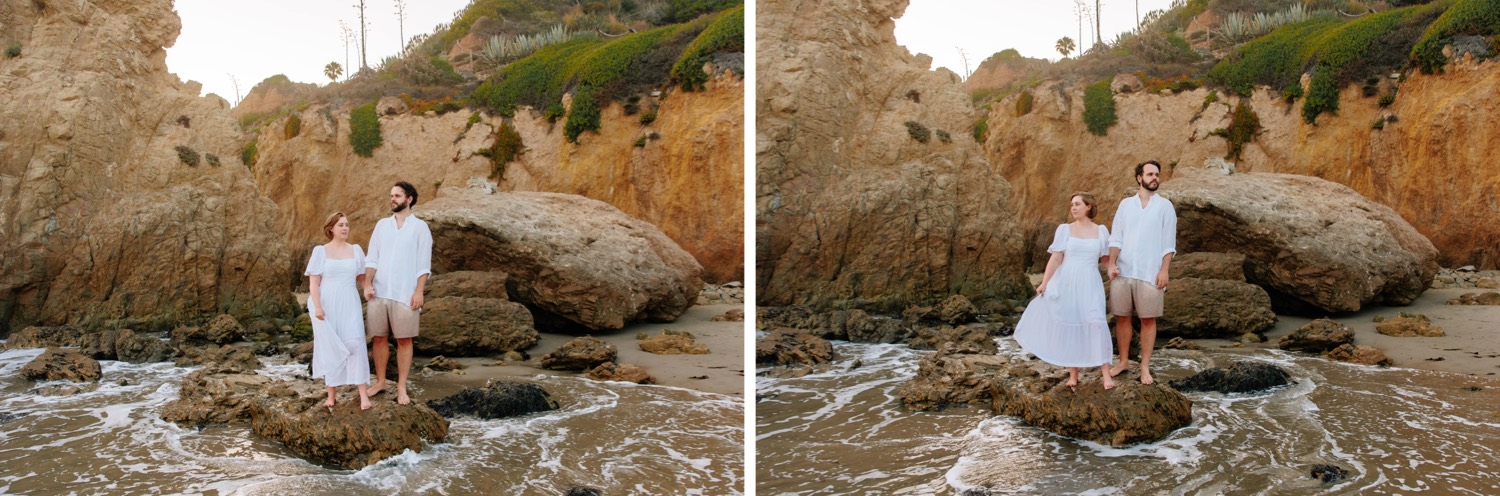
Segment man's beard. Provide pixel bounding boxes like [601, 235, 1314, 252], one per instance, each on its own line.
[391, 201, 408, 213]
[1141, 179, 1159, 191]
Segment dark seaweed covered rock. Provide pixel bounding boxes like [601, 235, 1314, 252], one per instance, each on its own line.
[425, 381, 560, 419]
[1169, 362, 1291, 394]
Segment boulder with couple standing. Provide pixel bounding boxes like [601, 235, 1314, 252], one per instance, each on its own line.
[422, 189, 703, 331]
[1160, 169, 1438, 314]
[897, 346, 1193, 447]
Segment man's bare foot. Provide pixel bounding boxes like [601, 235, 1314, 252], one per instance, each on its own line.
[369, 381, 387, 396]
[1140, 370, 1155, 385]
[397, 387, 411, 405]
[1109, 361, 1129, 378]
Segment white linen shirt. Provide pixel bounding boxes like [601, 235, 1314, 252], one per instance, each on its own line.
[365, 215, 433, 303]
[1108, 193, 1178, 283]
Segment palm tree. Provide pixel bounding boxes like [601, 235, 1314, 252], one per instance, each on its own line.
[324, 61, 343, 83]
[1057, 37, 1076, 58]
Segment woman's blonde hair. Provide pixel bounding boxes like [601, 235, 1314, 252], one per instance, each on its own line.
[322, 212, 347, 240]
[1070, 192, 1097, 219]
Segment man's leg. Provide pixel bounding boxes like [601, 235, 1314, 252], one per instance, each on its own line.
[1111, 315, 1133, 377]
[396, 337, 414, 405]
[371, 336, 389, 394]
[1139, 317, 1158, 385]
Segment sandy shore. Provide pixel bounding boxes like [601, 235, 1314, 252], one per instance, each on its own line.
[406, 303, 745, 400]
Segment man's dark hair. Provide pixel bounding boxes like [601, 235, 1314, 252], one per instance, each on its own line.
[395, 181, 418, 207]
[1135, 160, 1162, 178]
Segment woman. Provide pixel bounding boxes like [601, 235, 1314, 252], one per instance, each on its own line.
[1013, 193, 1116, 390]
[306, 212, 373, 411]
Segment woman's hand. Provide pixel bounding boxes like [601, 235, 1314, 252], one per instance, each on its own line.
[314, 306, 325, 321]
[1036, 281, 1048, 296]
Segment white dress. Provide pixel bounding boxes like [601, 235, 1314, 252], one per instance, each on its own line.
[1013, 224, 1114, 367]
[305, 245, 370, 387]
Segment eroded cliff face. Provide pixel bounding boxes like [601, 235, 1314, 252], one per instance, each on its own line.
[757, 0, 1031, 312]
[248, 74, 743, 283]
[0, 0, 295, 334]
[986, 57, 1500, 269]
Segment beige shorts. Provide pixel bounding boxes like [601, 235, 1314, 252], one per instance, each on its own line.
[366, 297, 420, 339]
[1110, 277, 1165, 318]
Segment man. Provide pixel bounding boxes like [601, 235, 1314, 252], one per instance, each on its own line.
[363, 181, 433, 405]
[1106, 160, 1177, 385]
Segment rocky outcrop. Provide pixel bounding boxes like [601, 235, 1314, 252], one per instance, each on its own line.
[175, 345, 263, 372]
[1325, 344, 1391, 366]
[21, 348, 102, 382]
[171, 314, 245, 346]
[245, 78, 743, 283]
[1158, 277, 1276, 338]
[161, 369, 272, 425]
[0, 0, 296, 335]
[1448, 292, 1500, 305]
[638, 333, 711, 355]
[423, 355, 465, 372]
[1171, 252, 1247, 281]
[229, 76, 316, 121]
[757, 0, 1031, 313]
[423, 189, 702, 331]
[847, 311, 914, 344]
[425, 381, 559, 419]
[2, 325, 85, 349]
[539, 336, 617, 371]
[1162, 337, 1202, 350]
[80, 329, 177, 363]
[1376, 315, 1444, 337]
[1278, 318, 1355, 353]
[755, 328, 835, 366]
[905, 295, 980, 326]
[1158, 169, 1437, 313]
[586, 362, 657, 384]
[983, 61, 1500, 270]
[418, 297, 537, 356]
[710, 308, 744, 322]
[908, 324, 1000, 353]
[896, 349, 1193, 446]
[1168, 362, 1292, 394]
[426, 271, 510, 300]
[249, 382, 449, 470]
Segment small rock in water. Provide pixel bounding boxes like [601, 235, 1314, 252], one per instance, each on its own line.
[847, 358, 863, 370]
[426, 381, 559, 419]
[1169, 362, 1291, 394]
[565, 487, 603, 496]
[1464, 386, 1483, 392]
[1309, 464, 1350, 484]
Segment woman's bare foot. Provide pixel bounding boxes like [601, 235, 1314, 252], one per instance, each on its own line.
[1065, 378, 1078, 388]
[1102, 377, 1116, 390]
[360, 395, 372, 411]
[323, 398, 335, 412]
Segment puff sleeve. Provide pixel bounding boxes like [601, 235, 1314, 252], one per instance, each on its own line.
[1098, 225, 1111, 258]
[353, 244, 366, 273]
[303, 245, 326, 276]
[1047, 224, 1069, 253]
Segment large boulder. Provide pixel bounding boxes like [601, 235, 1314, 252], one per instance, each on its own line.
[1158, 277, 1276, 338]
[425, 381, 560, 419]
[1278, 318, 1354, 353]
[418, 297, 538, 356]
[896, 349, 1193, 446]
[539, 336, 618, 371]
[757, 0, 1031, 313]
[1160, 169, 1438, 313]
[249, 381, 449, 470]
[79, 329, 177, 363]
[846, 311, 913, 344]
[21, 347, 102, 382]
[160, 369, 273, 425]
[1170, 252, 1247, 281]
[422, 189, 703, 331]
[755, 328, 835, 366]
[3, 326, 86, 349]
[1168, 362, 1292, 394]
[426, 271, 510, 300]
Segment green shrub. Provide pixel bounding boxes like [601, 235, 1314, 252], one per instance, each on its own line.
[465, 111, 483, 133]
[545, 103, 566, 122]
[241, 140, 258, 168]
[639, 110, 657, 125]
[1302, 67, 1338, 124]
[1016, 91, 1034, 116]
[671, 6, 743, 91]
[1379, 91, 1398, 107]
[349, 101, 383, 157]
[4, 44, 19, 58]
[479, 121, 524, 179]
[283, 114, 301, 140]
[634, 136, 647, 147]
[972, 117, 989, 142]
[1372, 117, 1386, 130]
[175, 145, 200, 166]
[1083, 79, 1117, 136]
[1280, 83, 1304, 102]
[667, 0, 740, 23]
[1412, 0, 1500, 73]
[205, 153, 220, 166]
[1219, 99, 1261, 160]
[905, 121, 930, 143]
[564, 87, 602, 143]
[936, 130, 951, 143]
[1202, 90, 1220, 111]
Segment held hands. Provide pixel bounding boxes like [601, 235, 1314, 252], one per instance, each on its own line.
[1106, 264, 1120, 280]
[363, 285, 375, 301]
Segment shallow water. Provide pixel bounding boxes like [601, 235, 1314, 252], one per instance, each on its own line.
[0, 347, 743, 495]
[756, 337, 1500, 495]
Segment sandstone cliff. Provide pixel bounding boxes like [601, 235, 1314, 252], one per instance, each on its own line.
[0, 0, 295, 334]
[757, 0, 1031, 312]
[248, 74, 743, 283]
[984, 57, 1500, 270]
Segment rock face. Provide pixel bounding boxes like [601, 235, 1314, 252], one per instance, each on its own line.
[757, 0, 1031, 313]
[586, 363, 656, 384]
[1158, 277, 1276, 338]
[539, 336, 617, 371]
[3, 325, 85, 349]
[638, 333, 711, 355]
[755, 328, 835, 366]
[229, 77, 316, 121]
[171, 314, 245, 346]
[1376, 315, 1444, 337]
[423, 189, 702, 331]
[21, 348, 102, 382]
[896, 349, 1193, 446]
[249, 383, 449, 470]
[983, 62, 1500, 270]
[908, 324, 1000, 354]
[425, 381, 560, 419]
[426, 271, 510, 300]
[246, 78, 743, 283]
[1168, 362, 1292, 394]
[1325, 344, 1391, 366]
[418, 297, 537, 356]
[0, 0, 296, 336]
[1278, 318, 1355, 353]
[175, 345, 263, 372]
[1171, 252, 1247, 281]
[1159, 169, 1438, 313]
[846, 311, 914, 344]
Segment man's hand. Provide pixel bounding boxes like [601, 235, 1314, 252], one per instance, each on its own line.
[410, 292, 424, 312]
[1155, 270, 1170, 290]
[1107, 264, 1120, 280]
[363, 285, 375, 301]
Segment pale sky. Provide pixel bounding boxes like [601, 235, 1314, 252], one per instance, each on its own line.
[168, 0, 472, 104]
[894, 0, 1179, 79]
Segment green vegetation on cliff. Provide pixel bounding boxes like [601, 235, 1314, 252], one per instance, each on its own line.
[1412, 0, 1500, 73]
[1083, 80, 1117, 136]
[349, 101, 383, 157]
[672, 5, 744, 91]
